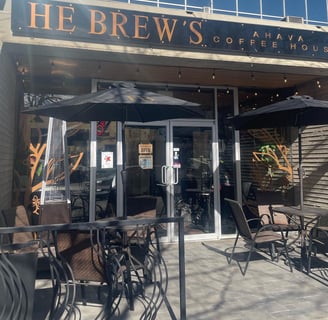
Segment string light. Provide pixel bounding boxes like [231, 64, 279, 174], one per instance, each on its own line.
[316, 80, 321, 88]
[178, 69, 182, 79]
[211, 70, 216, 80]
[283, 74, 287, 83]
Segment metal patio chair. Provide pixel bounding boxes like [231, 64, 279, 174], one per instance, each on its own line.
[224, 198, 293, 276]
[307, 215, 328, 274]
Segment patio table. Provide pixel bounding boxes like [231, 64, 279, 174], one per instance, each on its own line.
[0, 216, 186, 319]
[272, 206, 328, 271]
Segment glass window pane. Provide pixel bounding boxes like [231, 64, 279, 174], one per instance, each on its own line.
[164, 0, 184, 3]
[213, 0, 236, 13]
[130, 0, 157, 6]
[213, 0, 236, 14]
[217, 89, 236, 235]
[159, 0, 184, 6]
[307, 0, 327, 22]
[262, 0, 284, 18]
[285, 0, 306, 17]
[238, 0, 260, 14]
[187, 0, 210, 10]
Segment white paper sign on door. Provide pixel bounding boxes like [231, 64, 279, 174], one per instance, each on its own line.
[101, 151, 114, 169]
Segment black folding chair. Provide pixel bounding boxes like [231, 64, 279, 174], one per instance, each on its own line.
[224, 198, 293, 275]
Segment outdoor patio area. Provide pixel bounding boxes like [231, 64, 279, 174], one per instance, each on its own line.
[33, 238, 328, 319]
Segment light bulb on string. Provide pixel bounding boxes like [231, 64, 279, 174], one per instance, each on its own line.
[212, 70, 216, 80]
[283, 75, 287, 83]
[178, 69, 182, 79]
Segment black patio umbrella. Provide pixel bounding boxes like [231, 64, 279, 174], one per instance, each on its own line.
[230, 95, 328, 209]
[23, 82, 203, 122]
[23, 82, 205, 219]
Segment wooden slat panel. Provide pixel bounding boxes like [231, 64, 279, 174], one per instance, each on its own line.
[295, 125, 328, 207]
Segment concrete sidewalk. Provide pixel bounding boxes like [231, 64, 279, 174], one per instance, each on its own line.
[34, 239, 328, 319]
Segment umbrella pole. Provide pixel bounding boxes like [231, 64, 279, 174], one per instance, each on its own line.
[121, 169, 127, 219]
[298, 127, 304, 209]
[121, 122, 127, 219]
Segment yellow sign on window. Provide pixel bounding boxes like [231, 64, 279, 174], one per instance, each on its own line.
[138, 144, 153, 154]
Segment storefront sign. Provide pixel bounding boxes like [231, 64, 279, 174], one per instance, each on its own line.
[11, 0, 328, 60]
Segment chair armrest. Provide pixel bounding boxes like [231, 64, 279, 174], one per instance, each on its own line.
[255, 223, 287, 236]
[246, 217, 262, 229]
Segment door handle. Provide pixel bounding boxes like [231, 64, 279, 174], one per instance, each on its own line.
[173, 167, 179, 185]
[161, 165, 168, 185]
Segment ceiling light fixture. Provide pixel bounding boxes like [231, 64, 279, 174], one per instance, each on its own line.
[283, 74, 288, 83]
[212, 70, 216, 80]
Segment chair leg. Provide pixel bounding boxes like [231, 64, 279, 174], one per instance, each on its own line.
[228, 233, 240, 264]
[282, 240, 293, 272]
[242, 245, 254, 276]
[307, 233, 313, 274]
[269, 243, 278, 261]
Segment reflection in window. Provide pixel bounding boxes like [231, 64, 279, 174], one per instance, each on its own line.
[213, 0, 236, 14]
[187, 0, 211, 10]
[262, 0, 284, 18]
[285, 0, 306, 18]
[239, 0, 260, 17]
[308, 0, 327, 22]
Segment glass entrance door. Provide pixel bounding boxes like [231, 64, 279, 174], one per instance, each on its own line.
[124, 124, 167, 221]
[170, 122, 215, 239]
[124, 121, 216, 241]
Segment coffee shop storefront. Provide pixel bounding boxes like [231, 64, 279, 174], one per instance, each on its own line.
[0, 0, 327, 242]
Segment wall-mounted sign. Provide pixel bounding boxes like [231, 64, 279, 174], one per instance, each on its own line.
[11, 0, 328, 61]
